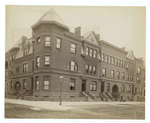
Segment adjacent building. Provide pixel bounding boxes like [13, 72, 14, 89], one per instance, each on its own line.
[5, 9, 145, 101]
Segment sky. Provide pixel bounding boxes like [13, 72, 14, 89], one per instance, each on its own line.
[6, 5, 146, 61]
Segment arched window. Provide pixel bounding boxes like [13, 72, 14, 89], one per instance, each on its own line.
[69, 61, 78, 72]
[127, 85, 131, 93]
[121, 84, 125, 92]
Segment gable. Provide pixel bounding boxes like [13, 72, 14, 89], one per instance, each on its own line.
[83, 31, 99, 46]
[127, 51, 135, 60]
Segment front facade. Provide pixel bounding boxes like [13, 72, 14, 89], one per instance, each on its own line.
[5, 9, 145, 101]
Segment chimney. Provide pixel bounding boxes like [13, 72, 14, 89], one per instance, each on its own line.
[75, 26, 81, 36]
[96, 34, 100, 41]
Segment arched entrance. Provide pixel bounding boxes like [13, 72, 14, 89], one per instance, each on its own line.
[112, 85, 118, 92]
[15, 81, 20, 90]
[112, 85, 119, 101]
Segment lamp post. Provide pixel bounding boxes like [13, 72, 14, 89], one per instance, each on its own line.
[59, 76, 63, 105]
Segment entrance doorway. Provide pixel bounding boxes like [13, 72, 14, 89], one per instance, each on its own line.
[82, 80, 86, 91]
[101, 82, 104, 92]
[15, 81, 20, 90]
[112, 84, 119, 100]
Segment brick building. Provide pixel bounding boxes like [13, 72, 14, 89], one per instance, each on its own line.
[5, 9, 145, 101]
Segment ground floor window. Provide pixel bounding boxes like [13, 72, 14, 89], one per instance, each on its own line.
[23, 79, 26, 89]
[127, 85, 131, 93]
[44, 76, 49, 89]
[70, 78, 75, 90]
[35, 76, 40, 90]
[90, 82, 97, 91]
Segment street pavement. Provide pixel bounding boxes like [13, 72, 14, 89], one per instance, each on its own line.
[5, 98, 145, 111]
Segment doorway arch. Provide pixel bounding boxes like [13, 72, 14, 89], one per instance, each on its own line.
[112, 84, 118, 92]
[15, 81, 20, 90]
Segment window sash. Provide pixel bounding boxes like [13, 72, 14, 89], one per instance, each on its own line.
[44, 56, 50, 66]
[45, 36, 50, 46]
[102, 68, 106, 76]
[86, 47, 89, 55]
[111, 70, 114, 78]
[71, 43, 76, 53]
[105, 55, 108, 62]
[108, 56, 111, 63]
[90, 48, 93, 57]
[93, 50, 97, 58]
[57, 38, 61, 48]
[23, 64, 28, 72]
[36, 57, 40, 68]
[44, 80, 49, 89]
[70, 79, 75, 90]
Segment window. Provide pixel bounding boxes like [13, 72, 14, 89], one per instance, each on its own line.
[108, 56, 111, 63]
[106, 83, 110, 92]
[71, 43, 76, 53]
[115, 58, 118, 66]
[36, 56, 40, 68]
[89, 65, 92, 74]
[23, 79, 26, 89]
[129, 74, 131, 81]
[86, 64, 89, 73]
[122, 72, 125, 80]
[90, 82, 97, 91]
[93, 66, 96, 74]
[69, 61, 78, 71]
[137, 76, 141, 83]
[127, 85, 131, 93]
[16, 67, 20, 73]
[86, 47, 89, 55]
[127, 74, 129, 81]
[70, 79, 75, 90]
[90, 48, 93, 57]
[121, 84, 125, 92]
[44, 56, 50, 67]
[105, 55, 108, 62]
[24, 47, 28, 56]
[23, 63, 28, 73]
[93, 49, 97, 58]
[45, 36, 50, 46]
[121, 60, 123, 67]
[37, 37, 40, 43]
[56, 38, 61, 49]
[101, 53, 104, 61]
[112, 57, 115, 64]
[118, 59, 121, 66]
[44, 76, 49, 89]
[102, 68, 106, 76]
[111, 70, 114, 78]
[35, 76, 40, 90]
[117, 71, 120, 79]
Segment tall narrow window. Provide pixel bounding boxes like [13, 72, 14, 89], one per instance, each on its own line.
[93, 66, 96, 74]
[111, 70, 114, 78]
[127, 85, 131, 93]
[117, 71, 120, 79]
[89, 65, 92, 74]
[37, 37, 40, 43]
[115, 58, 118, 66]
[121, 84, 125, 92]
[86, 64, 89, 73]
[101, 53, 104, 61]
[108, 56, 111, 63]
[23, 63, 28, 73]
[36, 56, 40, 68]
[45, 36, 50, 46]
[44, 76, 49, 89]
[122, 72, 125, 80]
[102, 68, 106, 76]
[35, 76, 40, 90]
[127, 74, 129, 81]
[86, 47, 89, 55]
[121, 60, 123, 67]
[23, 79, 26, 89]
[24, 47, 29, 56]
[93, 49, 97, 58]
[131, 74, 133, 81]
[69, 61, 78, 71]
[16, 67, 20, 73]
[11, 67, 14, 75]
[56, 38, 61, 49]
[90, 48, 93, 57]
[44, 56, 50, 67]
[118, 59, 121, 66]
[105, 55, 108, 62]
[70, 78, 75, 90]
[71, 43, 76, 53]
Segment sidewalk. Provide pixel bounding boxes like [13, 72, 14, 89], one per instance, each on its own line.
[5, 98, 145, 111]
